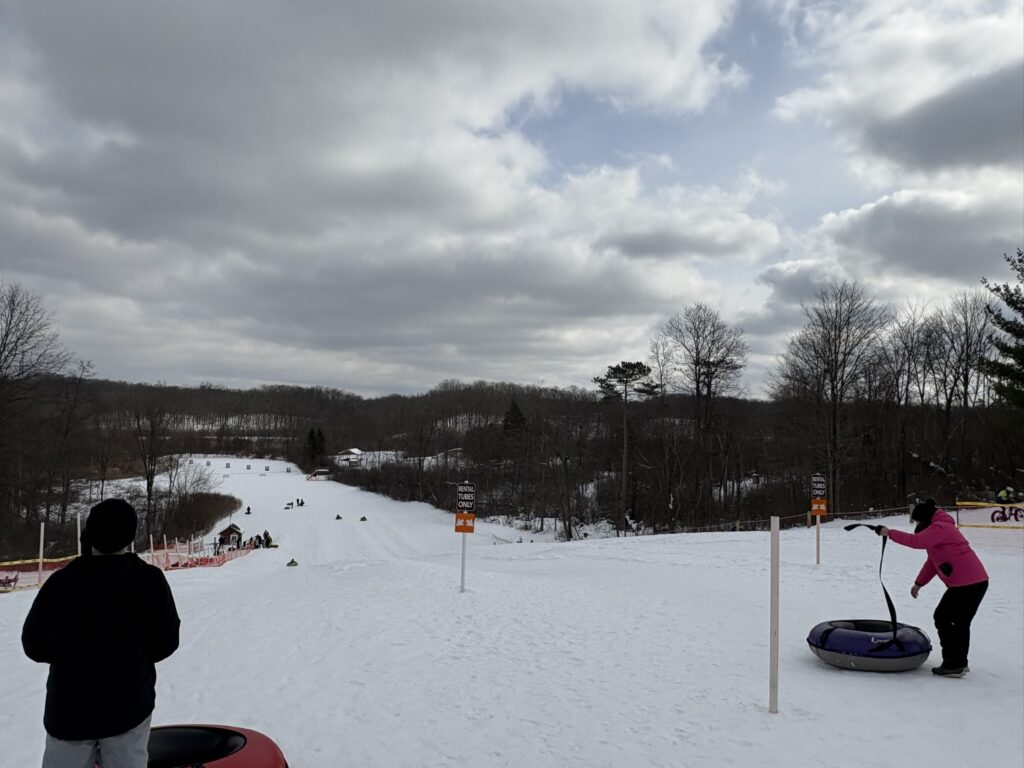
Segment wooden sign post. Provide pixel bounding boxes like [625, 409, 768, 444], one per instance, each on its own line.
[811, 473, 827, 565]
[456, 481, 476, 593]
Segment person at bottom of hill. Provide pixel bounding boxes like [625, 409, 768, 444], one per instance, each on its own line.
[877, 499, 989, 678]
[22, 498, 181, 767]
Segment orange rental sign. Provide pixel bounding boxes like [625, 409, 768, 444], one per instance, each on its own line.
[455, 513, 476, 533]
[811, 498, 828, 516]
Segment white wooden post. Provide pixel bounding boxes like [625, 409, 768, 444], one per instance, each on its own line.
[76, 512, 82, 556]
[460, 532, 468, 593]
[149, 535, 155, 566]
[769, 515, 780, 714]
[37, 522, 45, 588]
[815, 514, 821, 565]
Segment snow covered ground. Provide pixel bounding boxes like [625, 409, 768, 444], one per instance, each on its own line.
[2, 457, 1022, 767]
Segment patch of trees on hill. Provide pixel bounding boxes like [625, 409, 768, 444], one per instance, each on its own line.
[1, 252, 1021, 554]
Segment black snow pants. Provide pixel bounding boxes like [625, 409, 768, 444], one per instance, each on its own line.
[934, 580, 988, 669]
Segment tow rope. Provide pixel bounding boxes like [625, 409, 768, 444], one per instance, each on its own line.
[843, 524, 904, 653]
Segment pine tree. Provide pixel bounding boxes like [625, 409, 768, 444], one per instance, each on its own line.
[315, 427, 327, 463]
[502, 400, 527, 436]
[593, 362, 658, 535]
[304, 428, 317, 468]
[981, 248, 1024, 407]
[304, 427, 329, 468]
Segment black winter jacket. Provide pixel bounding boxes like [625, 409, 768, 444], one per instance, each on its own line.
[22, 553, 180, 740]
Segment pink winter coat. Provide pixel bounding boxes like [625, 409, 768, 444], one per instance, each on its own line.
[888, 510, 988, 587]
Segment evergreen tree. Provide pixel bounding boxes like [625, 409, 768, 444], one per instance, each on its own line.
[593, 362, 658, 535]
[304, 428, 317, 467]
[502, 399, 527, 437]
[981, 248, 1024, 407]
[315, 427, 327, 462]
[304, 427, 329, 468]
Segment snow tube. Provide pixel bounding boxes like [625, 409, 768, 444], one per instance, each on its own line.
[807, 619, 931, 672]
[148, 725, 288, 768]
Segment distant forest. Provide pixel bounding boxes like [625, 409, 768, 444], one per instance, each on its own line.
[2, 252, 1021, 555]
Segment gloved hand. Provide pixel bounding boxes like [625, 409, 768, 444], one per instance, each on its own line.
[911, 583, 921, 599]
[876, 526, 890, 537]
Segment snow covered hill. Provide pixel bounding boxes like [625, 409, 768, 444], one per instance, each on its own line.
[2, 458, 1021, 767]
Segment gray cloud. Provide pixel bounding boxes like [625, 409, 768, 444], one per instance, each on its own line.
[735, 259, 844, 339]
[816, 186, 1023, 283]
[863, 62, 1024, 172]
[0, 0, 1015, 398]
[0, 1, 766, 394]
[598, 229, 739, 259]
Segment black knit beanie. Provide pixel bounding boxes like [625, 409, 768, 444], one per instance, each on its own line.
[911, 498, 937, 533]
[85, 499, 137, 554]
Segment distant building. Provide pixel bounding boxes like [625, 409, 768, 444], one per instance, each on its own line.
[217, 523, 243, 546]
[336, 448, 364, 467]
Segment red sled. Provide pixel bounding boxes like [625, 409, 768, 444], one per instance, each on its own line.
[147, 725, 288, 767]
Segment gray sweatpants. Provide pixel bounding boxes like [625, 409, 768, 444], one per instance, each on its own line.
[42, 715, 151, 768]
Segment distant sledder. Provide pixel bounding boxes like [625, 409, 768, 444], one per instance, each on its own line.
[360, 516, 367, 522]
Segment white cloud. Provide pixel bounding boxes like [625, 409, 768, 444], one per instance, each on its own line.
[0, 0, 1015, 396]
[772, 0, 1023, 177]
[811, 170, 1023, 286]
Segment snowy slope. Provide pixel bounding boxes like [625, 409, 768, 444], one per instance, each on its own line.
[2, 458, 1021, 768]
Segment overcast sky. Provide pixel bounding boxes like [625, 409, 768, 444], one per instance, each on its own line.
[1, 1, 1021, 398]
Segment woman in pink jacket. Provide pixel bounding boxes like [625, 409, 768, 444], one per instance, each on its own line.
[878, 499, 989, 677]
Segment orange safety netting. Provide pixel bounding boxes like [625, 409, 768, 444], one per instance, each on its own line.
[141, 543, 254, 570]
[0, 543, 255, 594]
[0, 556, 76, 592]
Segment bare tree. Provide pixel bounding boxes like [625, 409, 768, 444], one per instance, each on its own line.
[0, 283, 72, 533]
[662, 304, 748, 403]
[0, 283, 71, 413]
[119, 389, 175, 540]
[49, 361, 95, 524]
[929, 291, 992, 477]
[646, 334, 677, 404]
[89, 415, 122, 502]
[878, 303, 929, 498]
[660, 303, 747, 517]
[771, 282, 893, 514]
[161, 457, 217, 537]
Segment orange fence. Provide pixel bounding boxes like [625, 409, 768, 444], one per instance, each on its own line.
[1, 541, 254, 594]
[142, 542, 254, 570]
[0, 555, 77, 592]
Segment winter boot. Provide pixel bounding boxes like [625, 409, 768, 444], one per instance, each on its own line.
[931, 665, 967, 678]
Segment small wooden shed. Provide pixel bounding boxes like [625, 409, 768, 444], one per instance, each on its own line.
[217, 523, 243, 546]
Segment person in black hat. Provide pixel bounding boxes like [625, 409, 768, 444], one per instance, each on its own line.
[22, 498, 180, 766]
